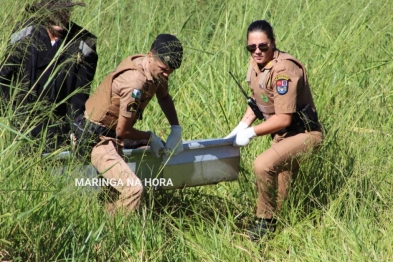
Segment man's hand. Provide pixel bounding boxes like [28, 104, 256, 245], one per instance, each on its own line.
[149, 132, 166, 158]
[165, 125, 183, 155]
[225, 122, 249, 139]
[233, 127, 256, 147]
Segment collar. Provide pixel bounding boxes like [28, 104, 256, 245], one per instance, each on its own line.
[141, 56, 154, 81]
[250, 49, 280, 73]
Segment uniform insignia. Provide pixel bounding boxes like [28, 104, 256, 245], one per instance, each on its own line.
[261, 94, 269, 102]
[276, 80, 288, 95]
[79, 40, 93, 56]
[126, 101, 138, 112]
[274, 75, 290, 81]
[132, 89, 143, 99]
[10, 25, 33, 44]
[264, 61, 274, 69]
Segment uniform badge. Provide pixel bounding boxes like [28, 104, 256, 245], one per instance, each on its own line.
[132, 89, 143, 99]
[163, 56, 171, 62]
[276, 79, 288, 95]
[274, 75, 290, 81]
[261, 93, 269, 102]
[259, 78, 271, 89]
[265, 61, 274, 69]
[126, 101, 138, 112]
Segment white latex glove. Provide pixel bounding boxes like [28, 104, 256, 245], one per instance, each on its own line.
[225, 122, 249, 139]
[234, 127, 256, 147]
[70, 133, 77, 150]
[165, 125, 183, 156]
[149, 132, 166, 158]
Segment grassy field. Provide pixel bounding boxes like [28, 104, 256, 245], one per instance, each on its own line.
[1, 0, 393, 261]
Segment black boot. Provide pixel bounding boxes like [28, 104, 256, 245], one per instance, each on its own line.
[247, 218, 277, 241]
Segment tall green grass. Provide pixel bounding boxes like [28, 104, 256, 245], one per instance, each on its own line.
[1, 0, 392, 261]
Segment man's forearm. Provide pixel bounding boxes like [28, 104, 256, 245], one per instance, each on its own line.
[117, 126, 151, 140]
[158, 95, 179, 126]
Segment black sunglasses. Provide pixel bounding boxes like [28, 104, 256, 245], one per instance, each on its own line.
[246, 43, 269, 53]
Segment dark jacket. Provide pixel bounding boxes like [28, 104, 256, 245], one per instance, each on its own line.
[0, 21, 98, 144]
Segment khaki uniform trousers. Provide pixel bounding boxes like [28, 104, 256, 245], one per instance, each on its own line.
[91, 138, 144, 214]
[254, 130, 323, 219]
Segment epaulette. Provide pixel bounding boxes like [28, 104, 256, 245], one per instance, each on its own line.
[10, 25, 34, 44]
[79, 40, 94, 56]
[264, 60, 275, 70]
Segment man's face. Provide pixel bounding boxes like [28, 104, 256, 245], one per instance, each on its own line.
[148, 52, 174, 81]
[47, 9, 71, 33]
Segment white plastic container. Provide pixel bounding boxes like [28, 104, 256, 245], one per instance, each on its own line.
[48, 138, 240, 190]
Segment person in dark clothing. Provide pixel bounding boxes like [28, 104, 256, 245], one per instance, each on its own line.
[0, 0, 98, 150]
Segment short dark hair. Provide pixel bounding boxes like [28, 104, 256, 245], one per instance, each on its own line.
[247, 20, 275, 43]
[27, 0, 85, 12]
[150, 34, 183, 70]
[25, 0, 85, 28]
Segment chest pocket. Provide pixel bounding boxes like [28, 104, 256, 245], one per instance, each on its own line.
[253, 70, 275, 119]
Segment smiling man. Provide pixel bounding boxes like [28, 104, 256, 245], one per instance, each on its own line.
[72, 34, 184, 214]
[0, 0, 98, 151]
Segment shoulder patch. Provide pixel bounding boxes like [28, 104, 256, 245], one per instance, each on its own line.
[276, 80, 288, 95]
[274, 74, 290, 81]
[10, 26, 34, 44]
[132, 89, 143, 99]
[79, 40, 94, 56]
[127, 101, 138, 112]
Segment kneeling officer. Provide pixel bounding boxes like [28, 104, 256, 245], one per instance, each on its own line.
[73, 34, 184, 214]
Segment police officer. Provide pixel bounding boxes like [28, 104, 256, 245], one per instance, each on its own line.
[0, 0, 98, 150]
[74, 34, 184, 214]
[226, 20, 324, 241]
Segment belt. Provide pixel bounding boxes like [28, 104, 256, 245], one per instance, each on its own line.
[74, 115, 117, 138]
[274, 124, 321, 137]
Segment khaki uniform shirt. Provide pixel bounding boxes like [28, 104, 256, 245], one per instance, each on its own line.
[112, 56, 168, 127]
[84, 55, 169, 146]
[246, 49, 316, 120]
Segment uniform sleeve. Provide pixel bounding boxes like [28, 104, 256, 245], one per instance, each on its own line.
[68, 35, 98, 119]
[0, 54, 17, 99]
[271, 60, 303, 114]
[0, 29, 31, 99]
[112, 69, 145, 119]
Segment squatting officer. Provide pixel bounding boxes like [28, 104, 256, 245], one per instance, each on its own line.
[73, 34, 184, 214]
[226, 20, 324, 241]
